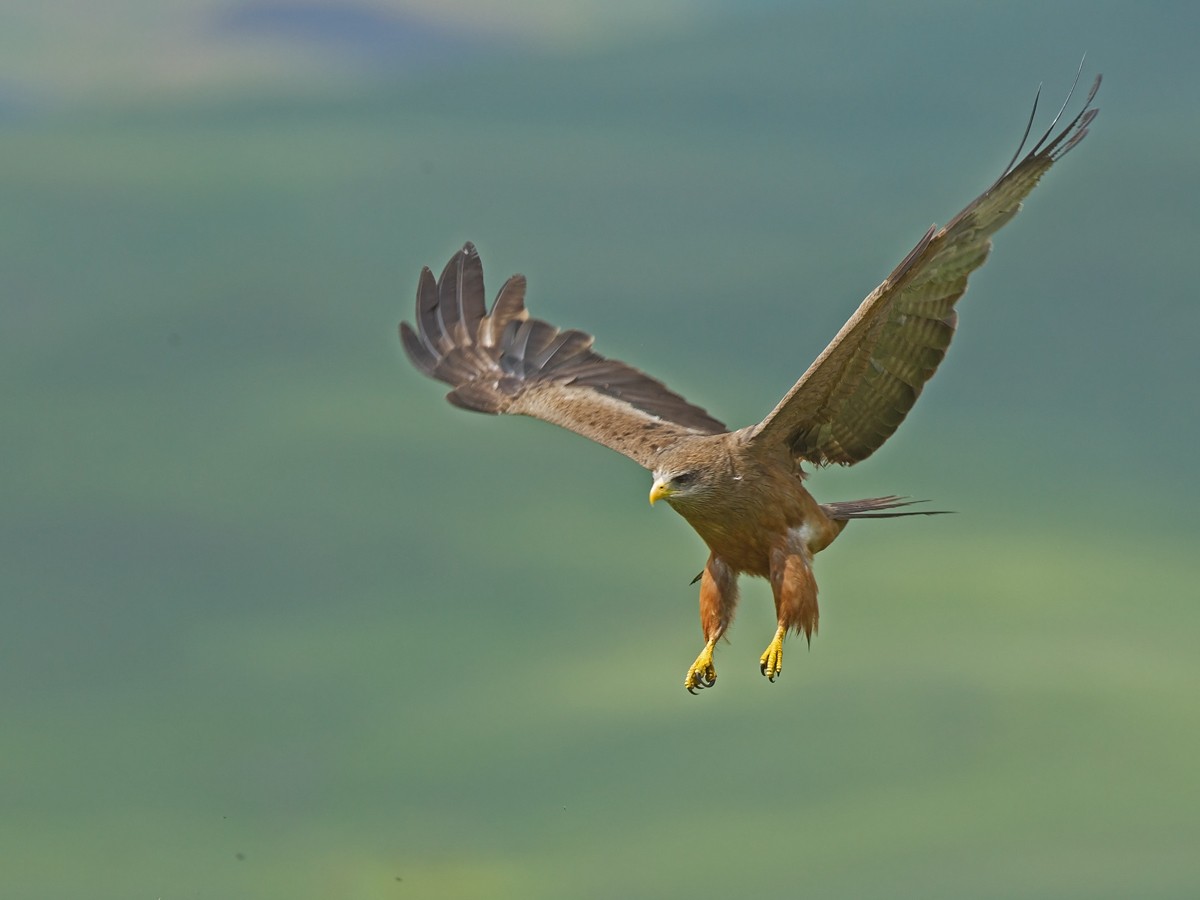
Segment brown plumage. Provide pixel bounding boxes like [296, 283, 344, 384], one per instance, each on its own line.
[400, 73, 1100, 693]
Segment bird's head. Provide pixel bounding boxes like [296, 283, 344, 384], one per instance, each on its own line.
[649, 469, 707, 507]
[649, 437, 733, 510]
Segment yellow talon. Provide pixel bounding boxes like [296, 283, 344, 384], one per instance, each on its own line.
[684, 642, 718, 694]
[759, 627, 785, 682]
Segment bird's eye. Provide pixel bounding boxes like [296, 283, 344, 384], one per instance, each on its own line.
[673, 473, 694, 486]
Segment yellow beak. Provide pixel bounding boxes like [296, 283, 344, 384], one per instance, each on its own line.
[649, 480, 673, 505]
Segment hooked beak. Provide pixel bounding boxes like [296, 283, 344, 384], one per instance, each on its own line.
[649, 479, 673, 506]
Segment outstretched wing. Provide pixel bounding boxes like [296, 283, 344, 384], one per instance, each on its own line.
[750, 72, 1101, 466]
[401, 243, 727, 470]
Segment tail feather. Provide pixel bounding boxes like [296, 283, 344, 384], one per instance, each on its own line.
[821, 495, 952, 520]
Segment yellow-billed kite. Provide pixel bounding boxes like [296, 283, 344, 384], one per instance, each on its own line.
[401, 73, 1100, 692]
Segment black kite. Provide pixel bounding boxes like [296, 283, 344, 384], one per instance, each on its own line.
[400, 74, 1100, 692]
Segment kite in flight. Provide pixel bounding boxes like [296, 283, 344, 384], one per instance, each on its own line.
[400, 73, 1100, 693]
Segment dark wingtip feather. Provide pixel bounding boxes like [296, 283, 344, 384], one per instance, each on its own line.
[1019, 69, 1101, 169]
[414, 266, 444, 357]
[486, 275, 529, 338]
[399, 321, 437, 376]
[453, 242, 487, 342]
[436, 250, 465, 345]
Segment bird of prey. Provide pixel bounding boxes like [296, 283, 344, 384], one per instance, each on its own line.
[400, 73, 1100, 693]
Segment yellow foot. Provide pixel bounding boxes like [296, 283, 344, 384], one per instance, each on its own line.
[759, 628, 785, 682]
[684, 643, 717, 694]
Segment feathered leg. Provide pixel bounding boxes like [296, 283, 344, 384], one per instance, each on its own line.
[685, 553, 739, 694]
[761, 543, 819, 682]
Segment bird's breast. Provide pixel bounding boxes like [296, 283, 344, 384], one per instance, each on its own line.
[675, 465, 824, 578]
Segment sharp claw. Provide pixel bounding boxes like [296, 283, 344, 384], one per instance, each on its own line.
[684, 644, 718, 693]
[760, 630, 785, 683]
[685, 670, 715, 693]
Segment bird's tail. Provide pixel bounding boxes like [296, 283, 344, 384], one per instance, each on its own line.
[821, 495, 952, 520]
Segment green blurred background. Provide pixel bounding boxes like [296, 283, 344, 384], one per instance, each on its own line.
[4, 2, 1198, 897]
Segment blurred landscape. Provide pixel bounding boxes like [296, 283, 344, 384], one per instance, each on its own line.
[3, 2, 1198, 898]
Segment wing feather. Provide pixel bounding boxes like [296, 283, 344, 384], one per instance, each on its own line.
[481, 275, 529, 347]
[750, 72, 1100, 465]
[400, 243, 727, 469]
[414, 267, 447, 357]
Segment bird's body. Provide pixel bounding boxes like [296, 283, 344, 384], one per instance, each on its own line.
[649, 430, 910, 686]
[656, 433, 839, 687]
[399, 72, 1100, 693]
[653, 431, 832, 578]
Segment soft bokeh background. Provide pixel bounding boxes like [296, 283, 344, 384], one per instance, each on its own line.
[4, 2, 1198, 897]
